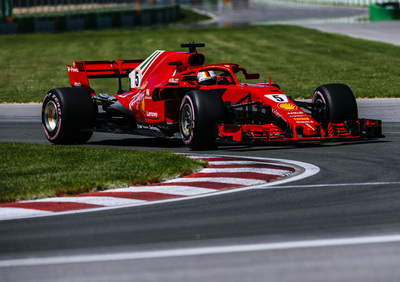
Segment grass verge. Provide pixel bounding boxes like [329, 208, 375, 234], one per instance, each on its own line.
[0, 142, 206, 203]
[1, 25, 399, 102]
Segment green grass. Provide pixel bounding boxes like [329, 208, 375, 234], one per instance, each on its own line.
[0, 143, 206, 203]
[1, 25, 399, 103]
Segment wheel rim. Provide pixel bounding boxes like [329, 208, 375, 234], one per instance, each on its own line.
[44, 101, 58, 132]
[315, 98, 326, 119]
[312, 93, 327, 121]
[180, 103, 193, 139]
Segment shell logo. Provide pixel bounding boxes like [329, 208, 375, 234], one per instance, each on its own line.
[278, 103, 297, 110]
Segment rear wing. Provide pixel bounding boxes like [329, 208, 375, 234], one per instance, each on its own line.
[67, 60, 143, 88]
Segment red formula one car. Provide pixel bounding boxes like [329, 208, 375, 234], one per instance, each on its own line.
[42, 43, 383, 149]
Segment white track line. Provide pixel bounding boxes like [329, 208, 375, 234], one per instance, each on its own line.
[28, 196, 144, 206]
[2, 234, 400, 267]
[254, 181, 400, 190]
[206, 160, 290, 166]
[200, 167, 291, 175]
[165, 177, 266, 185]
[108, 186, 217, 196]
[0, 208, 53, 220]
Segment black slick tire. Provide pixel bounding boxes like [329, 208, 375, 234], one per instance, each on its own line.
[312, 83, 358, 123]
[179, 90, 226, 150]
[42, 87, 95, 144]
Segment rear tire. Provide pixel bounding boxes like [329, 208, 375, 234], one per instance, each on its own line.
[312, 83, 358, 123]
[179, 90, 226, 150]
[42, 87, 95, 144]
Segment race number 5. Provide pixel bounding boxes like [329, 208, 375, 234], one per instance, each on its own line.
[130, 68, 142, 88]
[265, 94, 288, 103]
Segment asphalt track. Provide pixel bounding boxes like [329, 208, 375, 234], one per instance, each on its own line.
[1, 99, 400, 281]
[1, 5, 400, 280]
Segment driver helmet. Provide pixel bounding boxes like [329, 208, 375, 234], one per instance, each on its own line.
[197, 70, 217, 85]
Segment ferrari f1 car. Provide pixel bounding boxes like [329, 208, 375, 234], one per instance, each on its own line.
[42, 43, 383, 149]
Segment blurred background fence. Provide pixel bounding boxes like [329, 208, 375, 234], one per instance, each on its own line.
[2, 0, 399, 20]
[178, 0, 398, 9]
[0, 0, 179, 33]
[1, 0, 399, 33]
[4, 0, 175, 18]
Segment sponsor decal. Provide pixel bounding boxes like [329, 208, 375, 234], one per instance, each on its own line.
[272, 108, 284, 121]
[278, 103, 297, 110]
[168, 78, 179, 84]
[50, 94, 61, 115]
[294, 117, 310, 121]
[287, 111, 304, 115]
[146, 111, 158, 118]
[67, 66, 79, 72]
[73, 82, 81, 87]
[145, 89, 152, 100]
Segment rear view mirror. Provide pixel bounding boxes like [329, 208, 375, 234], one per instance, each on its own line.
[245, 73, 260, 79]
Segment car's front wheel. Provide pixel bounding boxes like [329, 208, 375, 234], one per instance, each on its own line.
[42, 87, 95, 144]
[312, 83, 358, 124]
[179, 90, 226, 150]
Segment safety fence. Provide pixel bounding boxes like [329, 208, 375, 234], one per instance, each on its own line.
[4, 0, 175, 17]
[1, 0, 179, 33]
[1, 0, 399, 33]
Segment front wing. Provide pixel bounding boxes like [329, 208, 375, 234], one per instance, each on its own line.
[216, 119, 383, 143]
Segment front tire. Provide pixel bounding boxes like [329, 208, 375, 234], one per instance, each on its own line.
[179, 90, 226, 150]
[312, 83, 358, 124]
[42, 87, 95, 144]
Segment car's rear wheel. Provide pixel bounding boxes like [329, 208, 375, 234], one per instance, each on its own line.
[179, 90, 226, 150]
[312, 83, 358, 124]
[42, 87, 95, 144]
